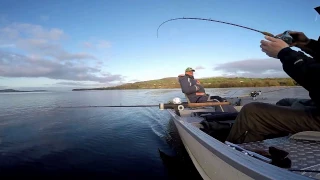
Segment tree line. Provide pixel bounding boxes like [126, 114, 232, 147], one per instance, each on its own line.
[72, 77, 298, 91]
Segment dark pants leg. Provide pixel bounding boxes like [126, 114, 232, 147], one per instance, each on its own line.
[276, 98, 315, 109]
[196, 96, 209, 103]
[225, 102, 320, 144]
[276, 98, 300, 106]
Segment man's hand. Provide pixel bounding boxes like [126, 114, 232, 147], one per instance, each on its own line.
[194, 85, 199, 91]
[196, 80, 200, 84]
[260, 36, 289, 58]
[277, 31, 310, 48]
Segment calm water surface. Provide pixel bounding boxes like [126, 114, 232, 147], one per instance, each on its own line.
[0, 87, 309, 179]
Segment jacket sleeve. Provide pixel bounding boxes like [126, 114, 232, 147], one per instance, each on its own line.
[179, 76, 199, 94]
[299, 38, 319, 58]
[278, 47, 319, 92]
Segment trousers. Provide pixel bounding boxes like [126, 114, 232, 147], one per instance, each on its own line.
[225, 99, 320, 144]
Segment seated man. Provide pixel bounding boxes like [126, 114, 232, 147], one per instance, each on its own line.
[226, 13, 320, 144]
[178, 67, 240, 113]
[178, 67, 209, 103]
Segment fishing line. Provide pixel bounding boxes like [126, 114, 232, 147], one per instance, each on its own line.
[228, 89, 240, 98]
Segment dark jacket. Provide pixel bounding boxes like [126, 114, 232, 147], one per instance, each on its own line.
[277, 36, 320, 109]
[178, 74, 207, 103]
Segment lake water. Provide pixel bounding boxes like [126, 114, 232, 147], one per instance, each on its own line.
[0, 87, 310, 179]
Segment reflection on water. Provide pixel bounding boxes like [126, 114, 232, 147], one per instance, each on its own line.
[0, 87, 309, 179]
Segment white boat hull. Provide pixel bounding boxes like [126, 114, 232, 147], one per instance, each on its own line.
[174, 120, 253, 179]
[167, 109, 311, 180]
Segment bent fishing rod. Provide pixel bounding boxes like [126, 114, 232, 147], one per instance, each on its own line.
[157, 17, 293, 45]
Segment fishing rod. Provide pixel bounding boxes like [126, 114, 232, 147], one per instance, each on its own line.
[58, 105, 160, 108]
[55, 88, 295, 109]
[56, 101, 231, 110]
[250, 87, 296, 95]
[157, 17, 293, 45]
[288, 169, 320, 173]
[228, 86, 296, 99]
[260, 87, 296, 94]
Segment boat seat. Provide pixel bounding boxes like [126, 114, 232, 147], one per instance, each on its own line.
[289, 131, 320, 142]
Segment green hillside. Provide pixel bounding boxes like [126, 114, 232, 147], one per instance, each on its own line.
[72, 77, 298, 91]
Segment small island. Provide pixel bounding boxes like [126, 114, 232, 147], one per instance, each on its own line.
[0, 89, 47, 93]
[72, 77, 299, 91]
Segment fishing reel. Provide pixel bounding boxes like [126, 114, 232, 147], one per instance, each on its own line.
[275, 31, 293, 45]
[250, 90, 261, 100]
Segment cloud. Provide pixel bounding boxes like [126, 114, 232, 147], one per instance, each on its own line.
[195, 66, 205, 70]
[82, 40, 111, 50]
[0, 86, 7, 89]
[83, 42, 94, 49]
[0, 51, 124, 83]
[0, 23, 64, 40]
[17, 39, 96, 60]
[97, 40, 111, 49]
[0, 23, 96, 61]
[0, 22, 120, 84]
[213, 58, 288, 78]
[0, 44, 15, 48]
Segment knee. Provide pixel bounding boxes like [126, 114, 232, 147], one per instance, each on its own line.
[276, 98, 291, 106]
[235, 103, 264, 130]
[236, 102, 262, 123]
[240, 102, 264, 113]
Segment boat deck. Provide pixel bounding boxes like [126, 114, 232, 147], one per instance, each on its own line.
[239, 137, 320, 179]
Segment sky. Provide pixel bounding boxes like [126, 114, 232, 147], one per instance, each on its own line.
[0, 0, 319, 90]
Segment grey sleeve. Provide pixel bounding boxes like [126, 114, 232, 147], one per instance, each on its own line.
[179, 77, 198, 94]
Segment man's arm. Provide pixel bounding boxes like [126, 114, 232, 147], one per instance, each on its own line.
[284, 31, 319, 57]
[278, 47, 319, 91]
[179, 77, 199, 95]
[299, 38, 319, 58]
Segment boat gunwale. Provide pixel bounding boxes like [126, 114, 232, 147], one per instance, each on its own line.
[167, 109, 312, 180]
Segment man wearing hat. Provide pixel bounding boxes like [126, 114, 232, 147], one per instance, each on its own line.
[178, 67, 209, 103]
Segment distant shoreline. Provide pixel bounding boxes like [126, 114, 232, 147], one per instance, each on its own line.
[72, 77, 299, 91]
[72, 86, 300, 91]
[0, 89, 48, 93]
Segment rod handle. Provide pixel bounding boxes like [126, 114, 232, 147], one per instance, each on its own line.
[261, 31, 275, 37]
